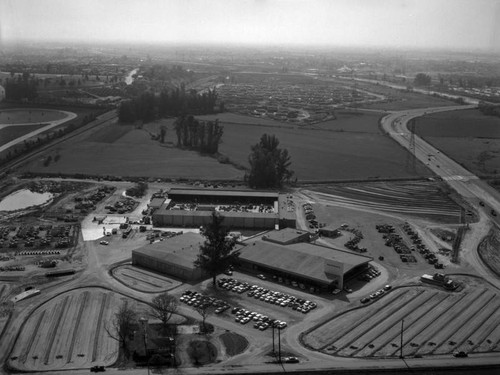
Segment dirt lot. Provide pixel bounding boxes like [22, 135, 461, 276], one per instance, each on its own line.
[112, 264, 181, 293]
[7, 287, 152, 372]
[302, 285, 500, 357]
[308, 180, 463, 223]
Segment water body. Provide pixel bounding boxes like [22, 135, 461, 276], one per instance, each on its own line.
[124, 68, 138, 85]
[0, 189, 53, 211]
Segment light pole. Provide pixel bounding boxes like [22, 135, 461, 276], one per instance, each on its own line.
[139, 317, 150, 375]
[400, 319, 404, 359]
[278, 326, 282, 363]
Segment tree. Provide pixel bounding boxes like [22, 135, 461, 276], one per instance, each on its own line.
[149, 293, 178, 334]
[105, 302, 137, 359]
[247, 134, 294, 189]
[195, 304, 212, 334]
[414, 73, 431, 87]
[194, 212, 239, 287]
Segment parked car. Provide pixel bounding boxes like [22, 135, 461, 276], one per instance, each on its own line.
[282, 356, 299, 363]
[360, 297, 370, 304]
[99, 240, 109, 245]
[454, 351, 468, 358]
[90, 366, 106, 372]
[257, 274, 267, 280]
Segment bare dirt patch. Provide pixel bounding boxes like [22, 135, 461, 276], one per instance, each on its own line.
[478, 228, 500, 277]
[302, 286, 500, 358]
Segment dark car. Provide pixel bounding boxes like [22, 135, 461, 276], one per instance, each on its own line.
[283, 356, 299, 363]
[454, 351, 468, 358]
[90, 366, 105, 372]
[360, 297, 370, 304]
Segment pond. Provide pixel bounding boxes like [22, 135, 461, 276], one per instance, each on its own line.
[0, 189, 53, 211]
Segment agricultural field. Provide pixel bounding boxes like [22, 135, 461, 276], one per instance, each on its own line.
[305, 180, 462, 223]
[415, 109, 500, 177]
[112, 264, 180, 293]
[25, 109, 430, 181]
[302, 286, 500, 358]
[0, 109, 68, 125]
[351, 80, 458, 110]
[0, 124, 48, 147]
[218, 115, 431, 181]
[25, 125, 244, 180]
[7, 288, 145, 371]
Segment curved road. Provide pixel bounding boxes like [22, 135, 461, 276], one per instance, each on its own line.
[380, 105, 500, 290]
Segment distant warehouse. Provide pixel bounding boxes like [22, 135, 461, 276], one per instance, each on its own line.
[152, 188, 296, 229]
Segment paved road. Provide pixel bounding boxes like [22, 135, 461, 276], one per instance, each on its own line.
[0, 110, 77, 153]
[380, 105, 500, 290]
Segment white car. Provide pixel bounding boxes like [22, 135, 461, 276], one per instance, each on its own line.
[257, 274, 267, 280]
[99, 240, 109, 245]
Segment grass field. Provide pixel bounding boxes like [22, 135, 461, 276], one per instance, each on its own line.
[0, 109, 67, 125]
[302, 286, 500, 357]
[28, 126, 244, 180]
[415, 109, 500, 177]
[0, 124, 49, 147]
[219, 332, 249, 356]
[351, 81, 457, 111]
[26, 110, 433, 181]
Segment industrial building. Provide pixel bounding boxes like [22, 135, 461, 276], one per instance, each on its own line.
[131, 232, 206, 281]
[152, 188, 296, 229]
[237, 231, 373, 291]
[132, 227, 372, 292]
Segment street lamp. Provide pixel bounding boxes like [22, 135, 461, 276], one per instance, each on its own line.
[139, 317, 150, 375]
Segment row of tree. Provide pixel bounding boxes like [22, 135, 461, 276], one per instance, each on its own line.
[4, 79, 38, 101]
[173, 115, 224, 154]
[118, 87, 220, 124]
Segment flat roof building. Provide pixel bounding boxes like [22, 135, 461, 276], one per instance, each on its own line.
[152, 188, 296, 229]
[132, 232, 205, 281]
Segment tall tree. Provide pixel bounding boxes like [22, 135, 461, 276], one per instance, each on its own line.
[194, 212, 239, 287]
[149, 293, 178, 334]
[247, 134, 294, 189]
[105, 302, 137, 359]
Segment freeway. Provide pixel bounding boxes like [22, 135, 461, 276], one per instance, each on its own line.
[380, 105, 500, 289]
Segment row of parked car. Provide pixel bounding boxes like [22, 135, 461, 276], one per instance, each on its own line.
[179, 289, 289, 331]
[179, 290, 230, 313]
[218, 277, 318, 314]
[357, 266, 381, 282]
[360, 284, 392, 303]
[403, 223, 445, 269]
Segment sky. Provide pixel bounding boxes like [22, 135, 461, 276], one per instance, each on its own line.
[1, 0, 499, 51]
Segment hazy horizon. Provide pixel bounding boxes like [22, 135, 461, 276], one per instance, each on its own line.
[1, 0, 499, 52]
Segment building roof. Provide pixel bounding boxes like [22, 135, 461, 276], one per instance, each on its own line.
[263, 228, 309, 244]
[168, 188, 279, 199]
[132, 232, 204, 270]
[154, 206, 278, 219]
[238, 240, 372, 285]
[150, 197, 166, 208]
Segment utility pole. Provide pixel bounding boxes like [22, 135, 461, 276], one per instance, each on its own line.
[278, 327, 282, 363]
[139, 317, 150, 375]
[400, 319, 404, 359]
[272, 325, 275, 354]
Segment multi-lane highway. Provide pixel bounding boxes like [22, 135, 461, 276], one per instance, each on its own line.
[381, 105, 500, 289]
